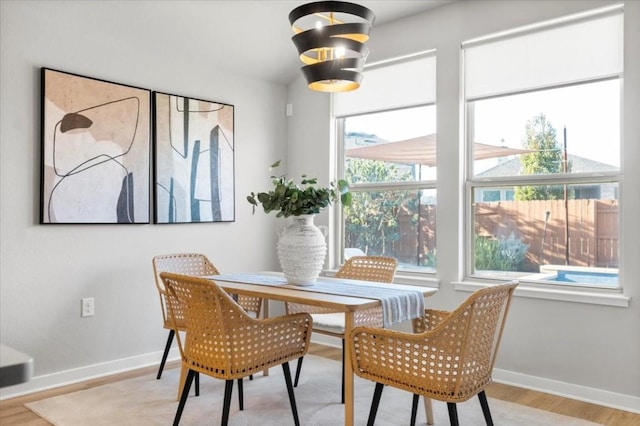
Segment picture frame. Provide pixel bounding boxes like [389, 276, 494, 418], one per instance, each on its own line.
[153, 92, 235, 224]
[40, 68, 151, 224]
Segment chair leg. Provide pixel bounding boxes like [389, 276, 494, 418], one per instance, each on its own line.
[478, 390, 494, 426]
[341, 338, 346, 404]
[237, 378, 244, 411]
[221, 380, 234, 426]
[410, 394, 419, 426]
[173, 369, 195, 426]
[367, 382, 384, 426]
[157, 329, 175, 379]
[447, 403, 459, 426]
[195, 372, 200, 396]
[294, 356, 303, 387]
[282, 362, 301, 426]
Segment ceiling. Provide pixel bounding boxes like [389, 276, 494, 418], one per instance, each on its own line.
[119, 1, 454, 86]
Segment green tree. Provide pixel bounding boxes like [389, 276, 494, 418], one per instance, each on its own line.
[344, 159, 416, 255]
[514, 113, 566, 200]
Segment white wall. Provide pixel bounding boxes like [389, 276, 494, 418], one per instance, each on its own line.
[0, 1, 285, 397]
[286, 0, 640, 412]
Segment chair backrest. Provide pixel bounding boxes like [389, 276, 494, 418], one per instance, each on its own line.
[152, 253, 219, 292]
[434, 281, 518, 398]
[160, 272, 253, 374]
[152, 253, 262, 322]
[151, 253, 220, 329]
[335, 255, 398, 283]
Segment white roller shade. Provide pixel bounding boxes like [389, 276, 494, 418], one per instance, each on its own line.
[464, 8, 623, 100]
[334, 53, 436, 117]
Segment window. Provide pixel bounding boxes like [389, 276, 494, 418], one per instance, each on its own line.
[334, 53, 437, 274]
[463, 6, 623, 289]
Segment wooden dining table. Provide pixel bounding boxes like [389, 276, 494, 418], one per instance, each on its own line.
[205, 271, 438, 426]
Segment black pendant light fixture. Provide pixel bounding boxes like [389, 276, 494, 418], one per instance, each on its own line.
[289, 1, 375, 92]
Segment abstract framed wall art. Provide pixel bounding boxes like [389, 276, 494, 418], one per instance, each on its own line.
[153, 92, 235, 224]
[40, 68, 151, 224]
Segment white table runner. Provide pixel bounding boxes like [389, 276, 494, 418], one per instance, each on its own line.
[209, 273, 425, 328]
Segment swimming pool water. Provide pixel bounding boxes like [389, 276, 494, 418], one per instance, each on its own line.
[551, 270, 618, 286]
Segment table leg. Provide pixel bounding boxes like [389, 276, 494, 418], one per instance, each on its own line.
[343, 311, 355, 426]
[424, 396, 434, 425]
[262, 298, 270, 376]
[177, 364, 187, 401]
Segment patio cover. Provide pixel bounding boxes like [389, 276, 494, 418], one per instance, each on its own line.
[345, 134, 531, 167]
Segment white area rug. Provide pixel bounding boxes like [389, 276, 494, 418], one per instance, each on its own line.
[26, 355, 600, 425]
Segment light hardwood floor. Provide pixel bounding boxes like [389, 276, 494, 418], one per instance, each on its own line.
[1, 343, 638, 425]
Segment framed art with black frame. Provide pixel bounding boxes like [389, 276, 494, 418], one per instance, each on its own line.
[40, 68, 151, 224]
[153, 92, 235, 224]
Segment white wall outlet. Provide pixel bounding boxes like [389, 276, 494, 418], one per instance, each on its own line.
[81, 297, 95, 317]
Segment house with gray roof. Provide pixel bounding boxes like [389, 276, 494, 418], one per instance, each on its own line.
[475, 154, 618, 202]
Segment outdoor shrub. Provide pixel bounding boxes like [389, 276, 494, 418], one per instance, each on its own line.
[475, 233, 529, 271]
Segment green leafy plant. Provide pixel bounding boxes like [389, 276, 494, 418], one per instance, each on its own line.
[247, 160, 351, 218]
[475, 233, 529, 271]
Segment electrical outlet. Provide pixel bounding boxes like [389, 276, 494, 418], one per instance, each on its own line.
[81, 297, 95, 317]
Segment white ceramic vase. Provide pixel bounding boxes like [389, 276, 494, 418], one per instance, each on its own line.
[277, 214, 328, 285]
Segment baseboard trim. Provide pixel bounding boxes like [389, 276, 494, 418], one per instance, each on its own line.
[492, 368, 640, 414]
[2, 345, 639, 415]
[0, 348, 180, 401]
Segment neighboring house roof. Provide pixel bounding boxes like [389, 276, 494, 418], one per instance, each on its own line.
[477, 154, 618, 177]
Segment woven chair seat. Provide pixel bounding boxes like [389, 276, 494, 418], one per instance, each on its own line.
[308, 307, 387, 336]
[309, 313, 344, 334]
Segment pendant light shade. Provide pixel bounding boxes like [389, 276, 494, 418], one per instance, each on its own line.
[289, 1, 375, 92]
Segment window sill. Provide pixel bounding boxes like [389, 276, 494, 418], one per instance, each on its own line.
[393, 273, 439, 288]
[453, 281, 630, 307]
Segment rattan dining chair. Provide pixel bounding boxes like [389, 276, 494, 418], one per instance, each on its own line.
[349, 280, 519, 426]
[286, 255, 398, 403]
[161, 272, 312, 426]
[152, 253, 263, 380]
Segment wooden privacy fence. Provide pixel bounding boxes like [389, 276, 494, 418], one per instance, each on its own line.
[396, 205, 436, 265]
[395, 199, 618, 270]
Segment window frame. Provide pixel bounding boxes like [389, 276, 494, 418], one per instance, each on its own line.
[461, 6, 626, 305]
[335, 106, 438, 279]
[332, 52, 439, 281]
